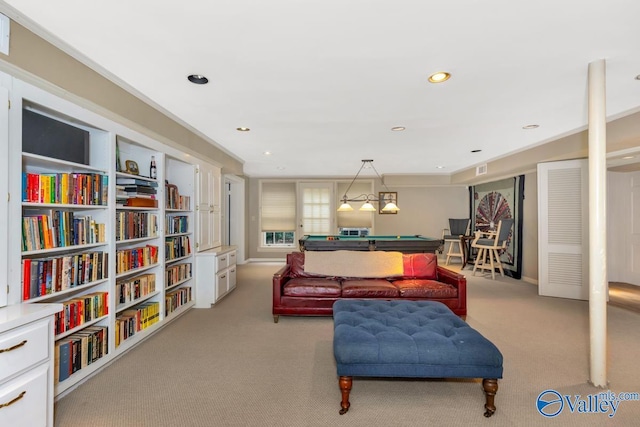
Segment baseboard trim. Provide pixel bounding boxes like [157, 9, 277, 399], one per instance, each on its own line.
[522, 275, 538, 285]
[246, 258, 286, 263]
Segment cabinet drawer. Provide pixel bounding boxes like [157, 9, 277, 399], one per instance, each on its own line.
[216, 254, 229, 272]
[0, 320, 49, 381]
[228, 251, 236, 265]
[0, 363, 48, 427]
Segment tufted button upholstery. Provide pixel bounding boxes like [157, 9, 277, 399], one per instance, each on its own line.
[333, 300, 502, 379]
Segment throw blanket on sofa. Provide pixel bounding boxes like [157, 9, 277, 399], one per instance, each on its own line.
[303, 250, 404, 278]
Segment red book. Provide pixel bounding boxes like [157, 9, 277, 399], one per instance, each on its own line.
[22, 259, 31, 301]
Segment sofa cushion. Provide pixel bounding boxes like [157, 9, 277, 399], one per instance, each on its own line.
[402, 253, 437, 279]
[393, 279, 458, 298]
[342, 279, 400, 298]
[283, 277, 342, 297]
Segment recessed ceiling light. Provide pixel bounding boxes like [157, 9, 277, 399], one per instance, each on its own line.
[522, 124, 539, 129]
[276, 166, 286, 170]
[263, 151, 272, 156]
[635, 74, 640, 80]
[236, 127, 250, 132]
[391, 126, 406, 131]
[471, 149, 482, 153]
[436, 166, 445, 169]
[428, 72, 451, 83]
[187, 74, 209, 84]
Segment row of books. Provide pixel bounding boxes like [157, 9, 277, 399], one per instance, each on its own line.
[22, 211, 106, 252]
[23, 172, 109, 206]
[166, 183, 190, 210]
[54, 292, 109, 335]
[115, 245, 159, 275]
[165, 214, 189, 234]
[115, 301, 160, 347]
[22, 252, 109, 300]
[54, 326, 108, 384]
[165, 235, 191, 261]
[165, 263, 192, 288]
[165, 287, 192, 316]
[115, 211, 158, 241]
[116, 273, 156, 307]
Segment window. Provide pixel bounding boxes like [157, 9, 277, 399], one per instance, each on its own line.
[260, 181, 296, 247]
[337, 181, 373, 228]
[263, 231, 295, 246]
[299, 183, 333, 235]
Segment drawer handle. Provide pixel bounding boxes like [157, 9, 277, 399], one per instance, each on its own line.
[0, 340, 27, 354]
[0, 391, 26, 409]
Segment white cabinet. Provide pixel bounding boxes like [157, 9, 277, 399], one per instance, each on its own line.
[194, 247, 237, 308]
[0, 303, 61, 427]
[196, 162, 221, 252]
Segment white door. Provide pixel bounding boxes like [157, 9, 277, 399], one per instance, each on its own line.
[538, 160, 589, 299]
[196, 162, 221, 251]
[0, 87, 7, 307]
[630, 173, 640, 284]
[298, 182, 334, 235]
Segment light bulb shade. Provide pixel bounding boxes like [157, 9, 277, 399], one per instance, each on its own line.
[359, 201, 376, 211]
[381, 201, 400, 212]
[337, 202, 354, 212]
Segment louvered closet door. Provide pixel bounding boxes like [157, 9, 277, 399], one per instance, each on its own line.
[537, 160, 589, 299]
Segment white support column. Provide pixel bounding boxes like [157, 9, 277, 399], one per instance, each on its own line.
[587, 59, 607, 387]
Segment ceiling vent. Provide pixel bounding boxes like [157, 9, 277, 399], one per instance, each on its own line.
[476, 164, 487, 176]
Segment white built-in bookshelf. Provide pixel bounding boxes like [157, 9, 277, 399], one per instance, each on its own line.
[3, 72, 215, 399]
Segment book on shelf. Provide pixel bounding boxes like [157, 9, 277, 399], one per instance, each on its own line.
[124, 185, 157, 195]
[116, 177, 158, 186]
[125, 197, 158, 208]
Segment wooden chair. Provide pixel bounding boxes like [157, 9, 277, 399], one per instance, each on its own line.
[471, 219, 514, 279]
[442, 218, 471, 265]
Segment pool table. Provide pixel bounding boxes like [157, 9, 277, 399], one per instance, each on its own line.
[298, 235, 443, 253]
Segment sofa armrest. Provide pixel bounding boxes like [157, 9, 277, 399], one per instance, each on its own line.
[435, 266, 467, 313]
[273, 264, 291, 302]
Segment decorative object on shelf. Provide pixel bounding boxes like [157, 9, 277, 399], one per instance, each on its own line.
[125, 160, 139, 175]
[116, 142, 122, 172]
[378, 192, 398, 214]
[337, 160, 400, 213]
[150, 155, 157, 179]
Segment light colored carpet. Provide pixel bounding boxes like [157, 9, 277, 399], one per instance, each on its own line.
[54, 260, 640, 426]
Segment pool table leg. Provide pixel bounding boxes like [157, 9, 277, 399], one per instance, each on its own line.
[338, 376, 352, 414]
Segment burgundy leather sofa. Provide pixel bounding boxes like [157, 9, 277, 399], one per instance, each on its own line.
[272, 251, 467, 322]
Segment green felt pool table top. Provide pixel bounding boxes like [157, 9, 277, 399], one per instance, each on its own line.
[301, 235, 440, 241]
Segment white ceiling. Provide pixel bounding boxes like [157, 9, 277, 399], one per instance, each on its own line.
[3, 0, 640, 178]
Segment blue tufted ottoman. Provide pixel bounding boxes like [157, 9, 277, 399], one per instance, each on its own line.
[333, 300, 503, 417]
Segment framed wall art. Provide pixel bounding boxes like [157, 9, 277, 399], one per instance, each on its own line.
[469, 175, 524, 279]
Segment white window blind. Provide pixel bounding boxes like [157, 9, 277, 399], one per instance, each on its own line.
[337, 181, 373, 228]
[301, 186, 331, 234]
[261, 182, 296, 231]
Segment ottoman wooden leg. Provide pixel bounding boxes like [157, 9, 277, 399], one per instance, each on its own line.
[482, 378, 498, 417]
[338, 376, 352, 414]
